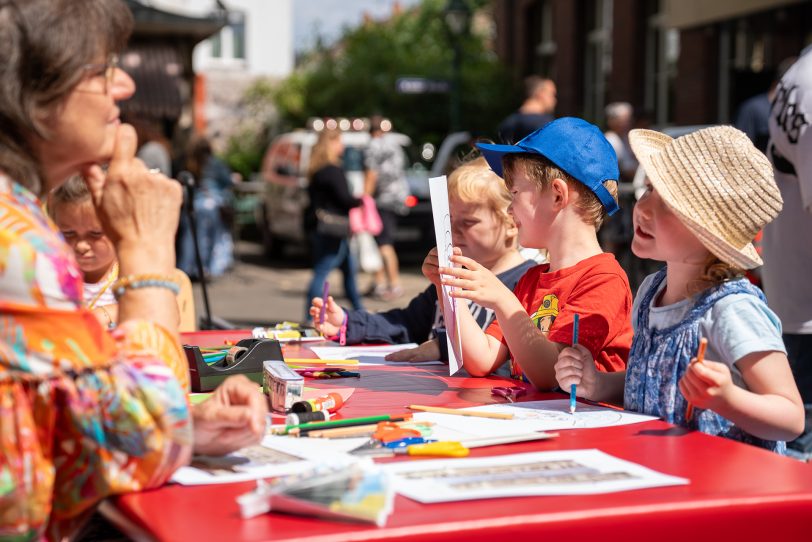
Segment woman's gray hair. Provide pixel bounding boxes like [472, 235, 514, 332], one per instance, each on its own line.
[0, 0, 133, 195]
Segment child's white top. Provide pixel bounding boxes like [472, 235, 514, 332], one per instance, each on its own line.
[763, 47, 812, 333]
[632, 273, 786, 388]
[83, 279, 116, 308]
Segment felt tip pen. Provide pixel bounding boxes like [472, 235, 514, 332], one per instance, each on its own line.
[319, 281, 330, 334]
[570, 313, 580, 415]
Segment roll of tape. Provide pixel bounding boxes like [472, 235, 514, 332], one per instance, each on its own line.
[225, 346, 248, 366]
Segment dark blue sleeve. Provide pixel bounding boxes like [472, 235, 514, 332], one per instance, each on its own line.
[344, 285, 438, 345]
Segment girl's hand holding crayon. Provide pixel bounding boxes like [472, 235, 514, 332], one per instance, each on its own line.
[555, 344, 600, 401]
[678, 357, 734, 413]
[309, 296, 345, 337]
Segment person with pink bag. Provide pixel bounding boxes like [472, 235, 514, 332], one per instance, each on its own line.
[349, 194, 384, 235]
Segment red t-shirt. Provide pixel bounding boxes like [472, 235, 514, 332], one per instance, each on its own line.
[485, 253, 633, 380]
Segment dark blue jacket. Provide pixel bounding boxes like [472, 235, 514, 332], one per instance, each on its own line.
[344, 260, 535, 360]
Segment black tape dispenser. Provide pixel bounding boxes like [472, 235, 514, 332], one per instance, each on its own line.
[185, 338, 284, 392]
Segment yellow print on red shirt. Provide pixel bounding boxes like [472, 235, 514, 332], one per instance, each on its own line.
[531, 294, 559, 333]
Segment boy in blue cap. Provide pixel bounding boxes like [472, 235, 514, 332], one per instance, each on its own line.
[433, 117, 633, 388]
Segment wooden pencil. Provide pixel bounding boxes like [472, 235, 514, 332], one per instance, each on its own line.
[408, 404, 514, 420]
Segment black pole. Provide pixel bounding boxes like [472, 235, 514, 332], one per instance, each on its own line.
[451, 41, 462, 133]
[177, 171, 213, 330]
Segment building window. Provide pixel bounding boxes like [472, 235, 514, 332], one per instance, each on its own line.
[230, 11, 246, 60]
[210, 32, 222, 58]
[208, 10, 246, 62]
[583, 0, 613, 123]
[533, 0, 556, 76]
[643, 1, 679, 126]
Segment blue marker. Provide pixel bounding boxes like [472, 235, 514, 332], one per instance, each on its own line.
[570, 313, 580, 415]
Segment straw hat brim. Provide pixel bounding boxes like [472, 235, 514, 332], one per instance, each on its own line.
[629, 129, 762, 269]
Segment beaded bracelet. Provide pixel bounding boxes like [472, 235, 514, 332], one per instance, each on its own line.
[112, 273, 181, 300]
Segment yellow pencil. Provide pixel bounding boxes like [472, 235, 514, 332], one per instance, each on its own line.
[284, 358, 359, 366]
[408, 404, 514, 420]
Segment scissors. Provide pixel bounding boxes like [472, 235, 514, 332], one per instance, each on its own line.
[353, 438, 468, 458]
[372, 422, 422, 443]
[491, 385, 527, 403]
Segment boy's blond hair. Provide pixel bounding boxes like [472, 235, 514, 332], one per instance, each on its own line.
[448, 157, 512, 225]
[48, 175, 92, 220]
[502, 153, 618, 230]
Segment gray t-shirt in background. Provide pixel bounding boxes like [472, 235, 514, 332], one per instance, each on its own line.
[365, 136, 408, 212]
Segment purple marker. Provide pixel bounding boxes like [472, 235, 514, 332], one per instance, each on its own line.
[319, 281, 330, 331]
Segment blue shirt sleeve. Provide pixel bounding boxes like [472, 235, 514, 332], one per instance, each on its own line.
[344, 285, 438, 345]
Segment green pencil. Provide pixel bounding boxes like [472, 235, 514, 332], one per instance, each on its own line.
[274, 414, 411, 436]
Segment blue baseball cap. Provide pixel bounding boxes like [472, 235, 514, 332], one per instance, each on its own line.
[476, 117, 620, 216]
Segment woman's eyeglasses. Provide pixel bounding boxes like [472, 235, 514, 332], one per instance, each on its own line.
[79, 54, 119, 94]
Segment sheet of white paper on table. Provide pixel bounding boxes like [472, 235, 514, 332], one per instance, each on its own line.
[308, 344, 444, 366]
[383, 449, 689, 502]
[171, 448, 316, 486]
[413, 400, 657, 441]
[171, 436, 366, 486]
[428, 175, 462, 376]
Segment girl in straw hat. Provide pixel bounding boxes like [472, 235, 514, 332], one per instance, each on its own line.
[555, 125, 804, 453]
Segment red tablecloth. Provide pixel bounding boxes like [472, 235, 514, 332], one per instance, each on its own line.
[111, 332, 812, 541]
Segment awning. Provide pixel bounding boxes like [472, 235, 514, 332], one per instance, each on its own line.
[125, 0, 227, 44]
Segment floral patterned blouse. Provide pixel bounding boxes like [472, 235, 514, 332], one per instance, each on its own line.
[0, 175, 192, 540]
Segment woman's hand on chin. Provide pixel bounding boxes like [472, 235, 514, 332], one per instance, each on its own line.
[83, 124, 182, 273]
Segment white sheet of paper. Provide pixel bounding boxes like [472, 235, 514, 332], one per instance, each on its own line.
[413, 400, 657, 441]
[171, 436, 366, 486]
[428, 175, 462, 375]
[308, 344, 444, 366]
[383, 449, 689, 502]
[171, 445, 316, 486]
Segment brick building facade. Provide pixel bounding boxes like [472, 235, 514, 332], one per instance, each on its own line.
[492, 0, 811, 127]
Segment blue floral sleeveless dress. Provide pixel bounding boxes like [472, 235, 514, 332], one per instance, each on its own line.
[624, 268, 784, 453]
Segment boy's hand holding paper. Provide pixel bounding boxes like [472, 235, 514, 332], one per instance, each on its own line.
[440, 253, 516, 310]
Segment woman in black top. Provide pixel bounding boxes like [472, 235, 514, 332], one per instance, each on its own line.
[304, 129, 364, 318]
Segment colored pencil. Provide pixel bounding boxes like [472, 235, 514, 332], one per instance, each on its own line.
[284, 358, 359, 366]
[461, 432, 557, 448]
[408, 404, 514, 420]
[684, 338, 708, 422]
[570, 313, 580, 415]
[273, 413, 412, 436]
[307, 421, 433, 439]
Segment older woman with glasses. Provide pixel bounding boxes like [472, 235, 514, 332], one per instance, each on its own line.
[0, 1, 266, 539]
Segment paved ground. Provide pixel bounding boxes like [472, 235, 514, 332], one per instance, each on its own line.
[191, 240, 430, 328]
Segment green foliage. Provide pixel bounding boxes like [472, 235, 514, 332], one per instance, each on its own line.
[273, 0, 515, 146]
[222, 78, 279, 179]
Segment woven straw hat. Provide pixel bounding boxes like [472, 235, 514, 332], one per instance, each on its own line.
[628, 126, 782, 269]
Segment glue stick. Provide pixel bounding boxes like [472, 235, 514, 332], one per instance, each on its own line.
[290, 392, 344, 414]
[285, 410, 330, 425]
